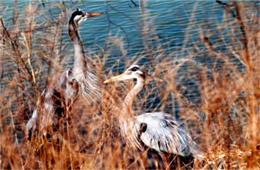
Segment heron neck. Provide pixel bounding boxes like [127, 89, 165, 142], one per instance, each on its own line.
[123, 77, 144, 115]
[72, 25, 87, 80]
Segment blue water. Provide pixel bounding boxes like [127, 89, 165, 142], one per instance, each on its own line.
[1, 0, 258, 112]
[1, 1, 230, 58]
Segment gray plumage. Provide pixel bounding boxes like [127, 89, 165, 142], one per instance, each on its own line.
[26, 9, 102, 136]
[104, 65, 203, 158]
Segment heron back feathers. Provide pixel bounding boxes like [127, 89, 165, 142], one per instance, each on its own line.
[131, 112, 201, 157]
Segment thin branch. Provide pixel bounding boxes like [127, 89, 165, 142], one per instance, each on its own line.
[216, 0, 236, 18]
[216, 0, 251, 70]
[129, 0, 138, 7]
[0, 18, 32, 79]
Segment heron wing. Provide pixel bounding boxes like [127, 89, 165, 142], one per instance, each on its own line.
[135, 112, 196, 156]
[26, 69, 77, 135]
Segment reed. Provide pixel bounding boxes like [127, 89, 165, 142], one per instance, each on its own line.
[0, 0, 259, 169]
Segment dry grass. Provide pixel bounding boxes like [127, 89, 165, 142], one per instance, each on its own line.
[0, 0, 259, 169]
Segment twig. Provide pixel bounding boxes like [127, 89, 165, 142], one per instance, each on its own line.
[216, 0, 251, 70]
[0, 18, 32, 80]
[129, 0, 138, 7]
[104, 0, 130, 55]
[215, 0, 236, 18]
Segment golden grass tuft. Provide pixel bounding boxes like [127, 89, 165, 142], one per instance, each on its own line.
[0, 1, 259, 169]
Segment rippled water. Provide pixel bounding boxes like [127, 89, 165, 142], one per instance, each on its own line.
[1, 0, 258, 111]
[1, 0, 230, 57]
[3, 1, 257, 64]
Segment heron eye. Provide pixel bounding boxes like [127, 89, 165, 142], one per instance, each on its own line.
[130, 66, 139, 72]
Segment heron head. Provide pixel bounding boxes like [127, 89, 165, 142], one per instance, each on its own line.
[69, 8, 103, 40]
[104, 65, 145, 84]
[70, 8, 103, 25]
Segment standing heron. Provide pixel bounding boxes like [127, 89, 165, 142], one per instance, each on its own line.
[104, 64, 203, 167]
[26, 9, 103, 137]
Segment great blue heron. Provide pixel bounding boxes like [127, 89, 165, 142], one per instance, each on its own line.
[104, 64, 204, 166]
[26, 9, 103, 137]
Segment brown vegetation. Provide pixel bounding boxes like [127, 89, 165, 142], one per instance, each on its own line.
[0, 0, 259, 169]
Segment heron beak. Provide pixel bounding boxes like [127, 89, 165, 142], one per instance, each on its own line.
[104, 72, 129, 84]
[87, 12, 103, 18]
